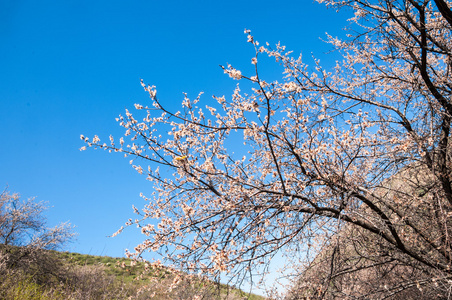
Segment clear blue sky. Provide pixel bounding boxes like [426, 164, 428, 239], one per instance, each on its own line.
[1, 0, 349, 274]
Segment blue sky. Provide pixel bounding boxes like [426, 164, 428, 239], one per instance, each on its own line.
[1, 0, 350, 287]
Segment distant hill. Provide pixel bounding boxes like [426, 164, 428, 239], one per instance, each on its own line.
[0, 245, 266, 300]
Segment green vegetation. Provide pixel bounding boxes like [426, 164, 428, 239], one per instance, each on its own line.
[0, 246, 265, 300]
[0, 190, 265, 299]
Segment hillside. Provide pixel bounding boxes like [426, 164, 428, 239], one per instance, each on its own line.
[0, 245, 265, 300]
[285, 165, 447, 299]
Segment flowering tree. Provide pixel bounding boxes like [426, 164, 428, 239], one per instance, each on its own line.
[0, 190, 74, 250]
[82, 0, 452, 297]
[0, 189, 75, 284]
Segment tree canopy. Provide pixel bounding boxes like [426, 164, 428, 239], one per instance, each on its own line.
[83, 0, 452, 298]
[0, 190, 74, 250]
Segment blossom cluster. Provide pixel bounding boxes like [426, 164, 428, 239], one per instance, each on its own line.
[81, 2, 452, 296]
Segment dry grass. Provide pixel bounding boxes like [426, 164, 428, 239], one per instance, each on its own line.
[0, 245, 265, 300]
